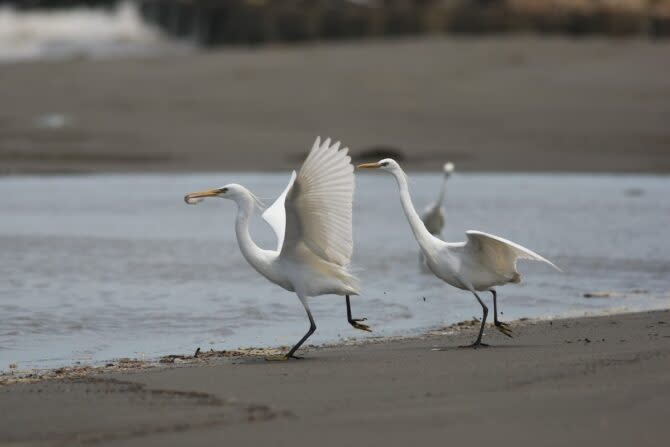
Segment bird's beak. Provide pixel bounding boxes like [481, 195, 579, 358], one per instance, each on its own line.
[184, 188, 219, 205]
[357, 162, 382, 170]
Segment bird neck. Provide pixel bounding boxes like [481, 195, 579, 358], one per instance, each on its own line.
[437, 174, 449, 206]
[392, 169, 435, 250]
[234, 196, 273, 274]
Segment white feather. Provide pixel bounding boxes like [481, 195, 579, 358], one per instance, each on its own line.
[262, 170, 296, 251]
[464, 230, 562, 276]
[282, 136, 355, 266]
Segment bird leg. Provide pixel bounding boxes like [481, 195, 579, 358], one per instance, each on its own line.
[283, 319, 316, 360]
[491, 289, 513, 338]
[267, 296, 316, 361]
[346, 295, 371, 332]
[459, 292, 489, 348]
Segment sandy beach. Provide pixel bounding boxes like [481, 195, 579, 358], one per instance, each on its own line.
[1, 37, 669, 174]
[1, 33, 669, 446]
[1, 310, 669, 445]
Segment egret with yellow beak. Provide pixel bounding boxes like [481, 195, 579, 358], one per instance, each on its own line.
[185, 137, 370, 360]
[358, 159, 560, 347]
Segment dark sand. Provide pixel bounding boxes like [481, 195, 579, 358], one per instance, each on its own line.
[1, 37, 669, 174]
[2, 310, 670, 446]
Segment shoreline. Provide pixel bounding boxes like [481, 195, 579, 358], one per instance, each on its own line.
[2, 309, 669, 445]
[0, 315, 490, 384]
[1, 308, 664, 383]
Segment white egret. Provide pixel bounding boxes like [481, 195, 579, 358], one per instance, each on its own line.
[420, 162, 454, 237]
[185, 137, 370, 360]
[358, 159, 560, 347]
[419, 162, 454, 271]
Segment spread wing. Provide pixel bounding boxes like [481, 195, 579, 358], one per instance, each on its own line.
[464, 230, 561, 275]
[281, 136, 355, 266]
[261, 170, 297, 251]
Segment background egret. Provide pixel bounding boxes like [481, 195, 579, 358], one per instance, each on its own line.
[185, 137, 370, 359]
[419, 162, 454, 271]
[358, 159, 560, 347]
[420, 162, 454, 237]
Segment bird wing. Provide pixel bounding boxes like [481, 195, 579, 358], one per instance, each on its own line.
[281, 136, 355, 266]
[464, 230, 561, 275]
[261, 170, 297, 251]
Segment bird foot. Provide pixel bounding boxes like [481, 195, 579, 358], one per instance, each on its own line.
[458, 342, 490, 349]
[264, 354, 304, 361]
[495, 320, 513, 338]
[349, 318, 372, 332]
[265, 354, 305, 361]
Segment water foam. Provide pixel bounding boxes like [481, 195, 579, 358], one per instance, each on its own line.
[0, 1, 174, 62]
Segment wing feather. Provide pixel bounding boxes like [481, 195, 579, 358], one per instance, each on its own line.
[464, 230, 561, 275]
[261, 170, 296, 251]
[282, 136, 355, 266]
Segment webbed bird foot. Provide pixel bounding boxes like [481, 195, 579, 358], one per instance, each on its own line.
[349, 318, 372, 332]
[495, 320, 513, 338]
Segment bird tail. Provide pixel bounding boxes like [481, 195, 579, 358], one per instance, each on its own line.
[339, 267, 361, 296]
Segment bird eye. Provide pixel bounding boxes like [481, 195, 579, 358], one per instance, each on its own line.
[381, 162, 389, 167]
[219, 187, 228, 193]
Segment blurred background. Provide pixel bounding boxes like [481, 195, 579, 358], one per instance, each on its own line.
[1, 1, 669, 370]
[0, 0, 669, 173]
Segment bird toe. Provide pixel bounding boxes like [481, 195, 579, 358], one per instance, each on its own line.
[351, 321, 372, 332]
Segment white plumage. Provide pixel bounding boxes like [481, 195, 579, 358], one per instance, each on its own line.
[280, 137, 355, 266]
[185, 137, 369, 360]
[358, 158, 560, 347]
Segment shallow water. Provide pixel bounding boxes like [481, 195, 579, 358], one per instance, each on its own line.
[1, 173, 669, 370]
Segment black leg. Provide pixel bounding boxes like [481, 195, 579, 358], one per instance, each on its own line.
[460, 292, 489, 348]
[346, 295, 371, 332]
[491, 289, 512, 338]
[286, 309, 316, 359]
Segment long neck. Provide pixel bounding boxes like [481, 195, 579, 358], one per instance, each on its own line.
[234, 196, 272, 274]
[392, 169, 435, 250]
[436, 174, 449, 206]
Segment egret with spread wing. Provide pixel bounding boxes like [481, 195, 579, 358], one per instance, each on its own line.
[419, 162, 454, 271]
[185, 137, 370, 360]
[358, 159, 559, 347]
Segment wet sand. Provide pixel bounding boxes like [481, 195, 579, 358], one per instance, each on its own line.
[2, 310, 670, 446]
[1, 37, 670, 174]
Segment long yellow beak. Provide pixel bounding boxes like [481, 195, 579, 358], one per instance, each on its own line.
[184, 188, 219, 205]
[357, 162, 382, 169]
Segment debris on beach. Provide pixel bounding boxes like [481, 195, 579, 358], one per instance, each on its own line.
[159, 347, 288, 364]
[0, 359, 156, 386]
[583, 289, 650, 298]
[583, 291, 614, 298]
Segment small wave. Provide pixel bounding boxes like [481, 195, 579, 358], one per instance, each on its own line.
[0, 1, 175, 62]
